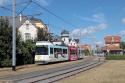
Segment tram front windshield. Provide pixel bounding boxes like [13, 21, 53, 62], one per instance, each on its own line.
[70, 50, 77, 55]
[36, 45, 48, 55]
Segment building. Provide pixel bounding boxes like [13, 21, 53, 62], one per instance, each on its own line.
[79, 44, 91, 51]
[102, 35, 122, 54]
[79, 44, 91, 56]
[0, 16, 37, 41]
[18, 20, 37, 41]
[1, 16, 49, 41]
[104, 36, 121, 46]
[61, 30, 70, 45]
[30, 17, 48, 32]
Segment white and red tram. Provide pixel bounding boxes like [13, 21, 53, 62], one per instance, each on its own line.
[35, 41, 84, 64]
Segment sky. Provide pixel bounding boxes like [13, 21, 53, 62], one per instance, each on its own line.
[0, 0, 125, 46]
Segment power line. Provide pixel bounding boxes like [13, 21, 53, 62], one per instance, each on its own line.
[0, 0, 32, 15]
[0, 0, 41, 17]
[32, 0, 77, 28]
[0, 6, 13, 13]
[3, 0, 31, 7]
[17, 0, 33, 15]
[24, 13, 42, 17]
[0, 1, 31, 12]
[1, 0, 77, 28]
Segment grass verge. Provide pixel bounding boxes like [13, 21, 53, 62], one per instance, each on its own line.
[105, 54, 125, 60]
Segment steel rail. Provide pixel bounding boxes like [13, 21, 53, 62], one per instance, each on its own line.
[0, 57, 105, 83]
[33, 60, 104, 83]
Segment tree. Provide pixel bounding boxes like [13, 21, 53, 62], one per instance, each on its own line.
[120, 42, 125, 49]
[120, 42, 125, 54]
[17, 40, 36, 65]
[0, 18, 12, 67]
[37, 28, 52, 41]
[84, 49, 91, 56]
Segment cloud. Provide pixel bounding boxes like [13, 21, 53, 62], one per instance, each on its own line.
[122, 18, 125, 24]
[74, 13, 106, 23]
[70, 23, 107, 38]
[95, 41, 104, 46]
[120, 30, 125, 36]
[83, 13, 106, 23]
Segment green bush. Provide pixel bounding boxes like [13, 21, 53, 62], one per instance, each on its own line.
[106, 55, 125, 60]
[17, 40, 35, 65]
[1, 59, 12, 67]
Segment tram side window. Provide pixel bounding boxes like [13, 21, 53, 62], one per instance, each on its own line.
[63, 49, 67, 54]
[79, 50, 81, 54]
[54, 48, 58, 53]
[50, 48, 53, 54]
[58, 48, 62, 54]
[54, 48, 62, 54]
[54, 48, 58, 58]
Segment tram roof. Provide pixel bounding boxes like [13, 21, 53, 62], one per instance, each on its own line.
[36, 41, 68, 48]
[36, 41, 53, 46]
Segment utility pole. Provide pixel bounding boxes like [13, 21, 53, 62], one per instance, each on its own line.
[12, 0, 16, 71]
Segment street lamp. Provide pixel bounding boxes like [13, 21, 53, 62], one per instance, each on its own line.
[12, 0, 16, 71]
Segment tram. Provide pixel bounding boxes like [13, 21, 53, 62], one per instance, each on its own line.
[35, 41, 69, 64]
[68, 46, 78, 61]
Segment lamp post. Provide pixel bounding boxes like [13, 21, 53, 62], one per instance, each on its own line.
[12, 0, 16, 71]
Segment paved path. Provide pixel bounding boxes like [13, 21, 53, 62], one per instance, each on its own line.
[0, 56, 94, 76]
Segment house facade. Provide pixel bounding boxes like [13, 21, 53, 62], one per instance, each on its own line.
[18, 20, 37, 41]
[102, 35, 122, 54]
[30, 17, 48, 32]
[1, 16, 38, 41]
[79, 44, 91, 51]
[61, 30, 70, 45]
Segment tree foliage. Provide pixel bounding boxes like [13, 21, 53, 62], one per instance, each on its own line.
[84, 49, 91, 56]
[120, 42, 125, 50]
[0, 18, 35, 67]
[0, 18, 12, 67]
[37, 28, 52, 41]
[17, 40, 35, 65]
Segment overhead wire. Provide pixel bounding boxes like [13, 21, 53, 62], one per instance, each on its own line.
[32, 0, 77, 28]
[0, 6, 13, 13]
[0, 0, 30, 13]
[0, 0, 41, 18]
[0, 0, 77, 29]
[17, 0, 33, 15]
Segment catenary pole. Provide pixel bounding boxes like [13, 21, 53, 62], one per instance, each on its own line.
[12, 0, 16, 71]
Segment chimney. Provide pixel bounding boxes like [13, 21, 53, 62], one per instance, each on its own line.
[19, 14, 22, 22]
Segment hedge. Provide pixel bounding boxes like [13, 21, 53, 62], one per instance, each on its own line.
[105, 54, 125, 60]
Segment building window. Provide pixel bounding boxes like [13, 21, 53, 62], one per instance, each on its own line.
[25, 21, 30, 30]
[26, 24, 29, 30]
[64, 38, 65, 41]
[25, 33, 31, 40]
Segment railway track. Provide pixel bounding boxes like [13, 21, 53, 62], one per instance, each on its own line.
[0, 57, 105, 83]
